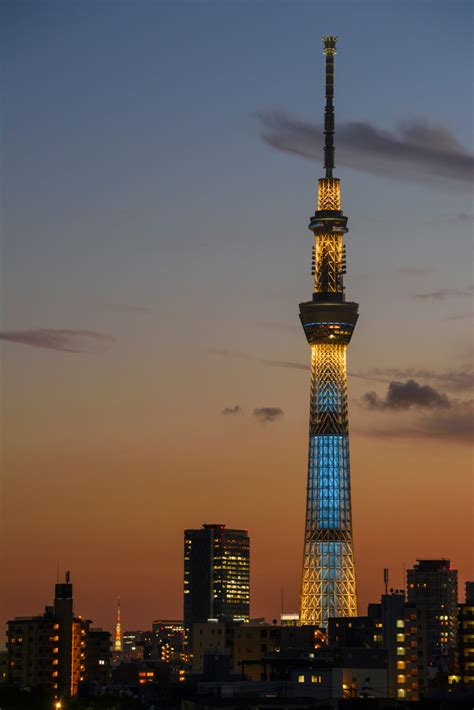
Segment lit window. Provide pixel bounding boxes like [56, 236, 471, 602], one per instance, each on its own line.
[397, 661, 406, 670]
[397, 689, 406, 698]
[298, 675, 305, 683]
[396, 620, 405, 628]
[397, 647, 405, 656]
[311, 675, 322, 684]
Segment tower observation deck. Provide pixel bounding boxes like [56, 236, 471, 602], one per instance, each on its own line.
[299, 36, 358, 628]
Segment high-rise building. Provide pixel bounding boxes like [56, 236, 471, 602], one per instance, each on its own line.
[465, 581, 474, 605]
[299, 36, 358, 628]
[6, 572, 91, 701]
[407, 559, 458, 692]
[85, 628, 112, 686]
[458, 582, 474, 687]
[184, 524, 250, 646]
[329, 592, 419, 701]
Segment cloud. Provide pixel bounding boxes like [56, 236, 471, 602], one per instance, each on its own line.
[363, 379, 450, 411]
[253, 407, 284, 423]
[357, 401, 473, 445]
[456, 212, 473, 223]
[209, 347, 309, 371]
[0, 328, 115, 353]
[446, 312, 474, 321]
[257, 113, 474, 186]
[261, 358, 310, 371]
[415, 286, 473, 301]
[425, 212, 473, 226]
[357, 367, 474, 392]
[107, 304, 152, 314]
[221, 405, 242, 416]
[418, 400, 473, 442]
[360, 379, 473, 444]
[398, 267, 433, 276]
[208, 347, 254, 361]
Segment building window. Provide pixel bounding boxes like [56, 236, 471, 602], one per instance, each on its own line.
[397, 689, 406, 699]
[298, 675, 305, 684]
[311, 675, 322, 684]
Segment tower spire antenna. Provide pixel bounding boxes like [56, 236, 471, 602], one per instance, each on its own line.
[322, 35, 337, 178]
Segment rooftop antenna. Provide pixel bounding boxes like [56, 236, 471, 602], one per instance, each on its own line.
[322, 35, 337, 178]
[384, 568, 389, 595]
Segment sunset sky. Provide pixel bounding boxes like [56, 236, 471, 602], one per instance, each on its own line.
[1, 0, 473, 640]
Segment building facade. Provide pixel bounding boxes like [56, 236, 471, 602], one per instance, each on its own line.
[6, 573, 106, 702]
[458, 582, 474, 687]
[191, 621, 324, 680]
[184, 524, 250, 647]
[299, 36, 358, 628]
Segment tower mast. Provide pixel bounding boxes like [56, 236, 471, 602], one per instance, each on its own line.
[299, 36, 358, 628]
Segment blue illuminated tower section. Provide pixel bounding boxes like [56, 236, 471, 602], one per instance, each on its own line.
[299, 36, 358, 627]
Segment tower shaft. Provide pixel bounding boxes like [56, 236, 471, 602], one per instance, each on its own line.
[299, 37, 358, 628]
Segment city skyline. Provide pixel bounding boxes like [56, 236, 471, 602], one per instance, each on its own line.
[1, 0, 473, 641]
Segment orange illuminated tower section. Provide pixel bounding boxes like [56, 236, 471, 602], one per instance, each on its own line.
[114, 598, 122, 653]
[299, 36, 358, 628]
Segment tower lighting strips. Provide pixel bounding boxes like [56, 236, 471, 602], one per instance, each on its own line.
[299, 36, 358, 628]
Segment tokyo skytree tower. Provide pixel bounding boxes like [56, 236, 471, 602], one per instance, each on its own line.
[299, 36, 358, 628]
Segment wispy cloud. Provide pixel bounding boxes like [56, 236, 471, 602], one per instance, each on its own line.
[446, 312, 474, 321]
[209, 347, 308, 371]
[357, 402, 473, 445]
[356, 367, 474, 392]
[106, 304, 152, 314]
[360, 378, 473, 444]
[257, 113, 474, 186]
[208, 347, 254, 361]
[253, 407, 284, 423]
[415, 286, 473, 301]
[425, 212, 473, 226]
[262, 358, 310, 371]
[0, 328, 114, 353]
[397, 267, 433, 276]
[363, 379, 450, 411]
[221, 405, 242, 416]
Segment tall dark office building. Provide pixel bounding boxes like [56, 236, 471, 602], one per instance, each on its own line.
[407, 559, 458, 681]
[184, 524, 250, 645]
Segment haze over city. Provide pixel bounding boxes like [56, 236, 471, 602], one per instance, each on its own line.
[1, 0, 473, 643]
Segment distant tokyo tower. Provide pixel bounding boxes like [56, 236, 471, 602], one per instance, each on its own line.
[114, 597, 122, 653]
[299, 36, 358, 627]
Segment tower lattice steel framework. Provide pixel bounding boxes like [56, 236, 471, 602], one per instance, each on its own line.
[299, 36, 358, 628]
[114, 597, 122, 653]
